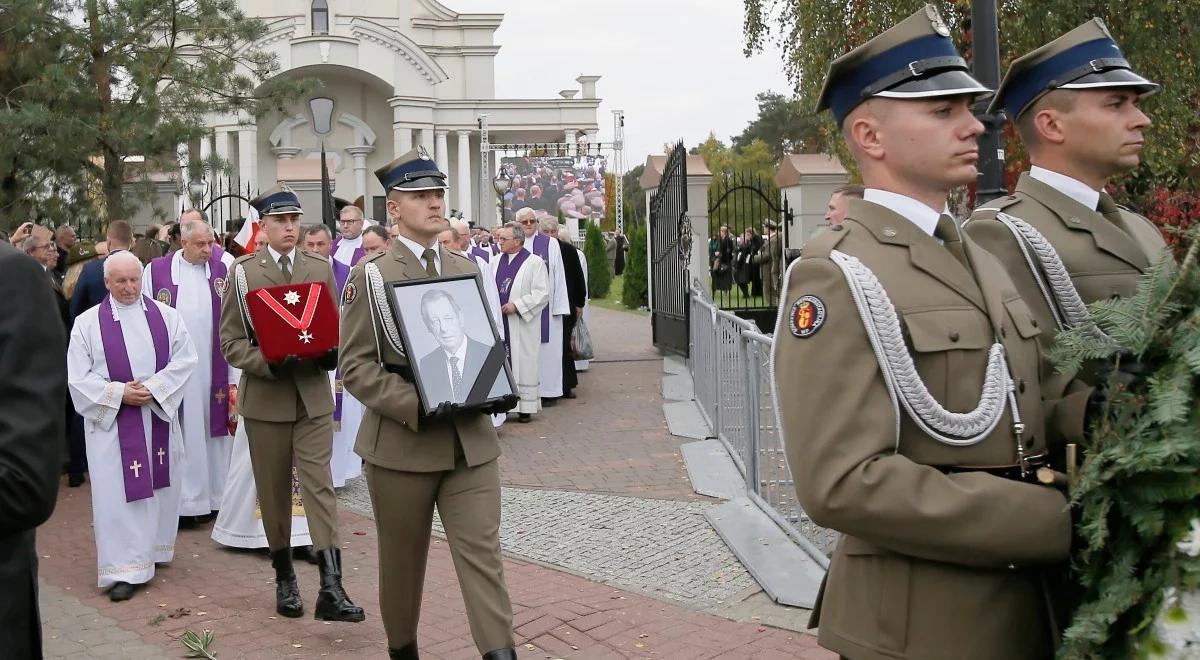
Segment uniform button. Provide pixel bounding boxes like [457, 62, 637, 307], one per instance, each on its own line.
[949, 331, 960, 342]
[832, 225, 844, 232]
[882, 227, 898, 238]
[1018, 379, 1026, 393]
[1031, 319, 1038, 328]
[1069, 217, 1082, 225]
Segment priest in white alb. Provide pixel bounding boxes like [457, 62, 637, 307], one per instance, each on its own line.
[515, 208, 569, 400]
[494, 221, 549, 422]
[68, 251, 197, 602]
[141, 219, 237, 522]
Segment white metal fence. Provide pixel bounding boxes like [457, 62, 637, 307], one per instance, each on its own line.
[689, 283, 838, 566]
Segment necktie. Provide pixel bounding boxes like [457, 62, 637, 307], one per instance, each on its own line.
[422, 248, 439, 278]
[1098, 191, 1136, 238]
[449, 356, 463, 400]
[934, 213, 970, 272]
[279, 254, 292, 283]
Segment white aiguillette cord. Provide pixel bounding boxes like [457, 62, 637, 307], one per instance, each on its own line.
[829, 250, 1019, 455]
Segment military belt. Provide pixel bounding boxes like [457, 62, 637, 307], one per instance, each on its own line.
[937, 452, 1049, 484]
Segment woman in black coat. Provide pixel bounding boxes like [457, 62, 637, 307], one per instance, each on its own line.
[710, 225, 734, 292]
[734, 227, 762, 299]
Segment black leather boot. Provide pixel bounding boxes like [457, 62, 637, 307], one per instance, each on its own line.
[270, 548, 303, 618]
[482, 648, 517, 660]
[314, 548, 365, 622]
[389, 642, 419, 659]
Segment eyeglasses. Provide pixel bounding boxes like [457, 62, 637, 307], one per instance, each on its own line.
[338, 218, 363, 224]
[518, 219, 537, 225]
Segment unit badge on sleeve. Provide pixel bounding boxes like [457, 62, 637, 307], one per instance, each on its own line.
[789, 295, 826, 338]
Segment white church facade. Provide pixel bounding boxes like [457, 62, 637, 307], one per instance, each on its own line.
[133, 0, 603, 230]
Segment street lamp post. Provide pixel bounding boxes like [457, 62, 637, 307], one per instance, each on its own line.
[972, 0, 1007, 204]
[309, 96, 336, 234]
[492, 175, 511, 226]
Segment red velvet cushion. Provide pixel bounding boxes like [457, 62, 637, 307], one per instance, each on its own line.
[245, 282, 339, 363]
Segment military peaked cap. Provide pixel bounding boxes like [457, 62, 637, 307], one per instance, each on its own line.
[250, 184, 304, 217]
[375, 147, 449, 193]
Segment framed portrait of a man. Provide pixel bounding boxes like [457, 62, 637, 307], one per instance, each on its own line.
[385, 273, 516, 415]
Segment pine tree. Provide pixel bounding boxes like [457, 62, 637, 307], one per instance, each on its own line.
[621, 222, 648, 310]
[583, 221, 611, 299]
[1051, 229, 1200, 659]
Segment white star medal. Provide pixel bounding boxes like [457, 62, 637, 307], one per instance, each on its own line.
[283, 290, 301, 305]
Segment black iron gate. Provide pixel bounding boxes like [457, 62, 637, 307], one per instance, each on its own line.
[649, 142, 690, 355]
[706, 172, 794, 331]
[195, 176, 255, 238]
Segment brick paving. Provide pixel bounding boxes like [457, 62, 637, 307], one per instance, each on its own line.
[36, 306, 833, 659]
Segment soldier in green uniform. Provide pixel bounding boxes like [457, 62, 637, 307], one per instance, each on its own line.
[964, 19, 1166, 444]
[338, 149, 519, 660]
[772, 6, 1084, 659]
[219, 185, 364, 623]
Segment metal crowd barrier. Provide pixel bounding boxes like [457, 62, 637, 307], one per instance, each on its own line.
[688, 284, 838, 566]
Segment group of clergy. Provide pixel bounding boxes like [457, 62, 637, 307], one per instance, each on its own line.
[64, 189, 589, 604]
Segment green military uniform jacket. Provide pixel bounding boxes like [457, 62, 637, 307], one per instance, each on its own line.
[773, 198, 1073, 660]
[965, 172, 1167, 442]
[219, 249, 338, 422]
[339, 243, 500, 472]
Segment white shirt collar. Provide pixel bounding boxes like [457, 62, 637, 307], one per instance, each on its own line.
[395, 234, 440, 274]
[337, 234, 363, 247]
[1029, 166, 1100, 211]
[862, 189, 946, 237]
[266, 244, 295, 268]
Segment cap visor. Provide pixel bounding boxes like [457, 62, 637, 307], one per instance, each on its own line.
[1060, 68, 1160, 96]
[262, 207, 303, 216]
[391, 177, 449, 192]
[874, 69, 994, 101]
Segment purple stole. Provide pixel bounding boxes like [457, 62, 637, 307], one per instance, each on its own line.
[331, 258, 352, 424]
[529, 233, 551, 342]
[332, 237, 366, 271]
[495, 248, 532, 350]
[469, 245, 491, 264]
[98, 295, 171, 503]
[149, 252, 230, 437]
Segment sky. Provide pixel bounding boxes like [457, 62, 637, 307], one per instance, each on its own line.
[449, 0, 794, 173]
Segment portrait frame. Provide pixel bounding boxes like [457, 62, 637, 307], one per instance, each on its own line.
[385, 273, 516, 415]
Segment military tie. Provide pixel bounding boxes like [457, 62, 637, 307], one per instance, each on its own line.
[279, 254, 292, 283]
[1098, 192, 1138, 241]
[422, 248, 439, 278]
[934, 213, 970, 272]
[449, 356, 463, 400]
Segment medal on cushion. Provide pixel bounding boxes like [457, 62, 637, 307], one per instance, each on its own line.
[254, 283, 321, 344]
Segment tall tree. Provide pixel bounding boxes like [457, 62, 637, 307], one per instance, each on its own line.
[731, 91, 826, 158]
[0, 0, 310, 230]
[743, 0, 1200, 203]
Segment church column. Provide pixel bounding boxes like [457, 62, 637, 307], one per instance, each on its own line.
[176, 143, 190, 216]
[237, 126, 258, 203]
[214, 130, 231, 173]
[434, 130, 449, 183]
[564, 129, 577, 152]
[418, 128, 434, 158]
[393, 125, 412, 157]
[345, 146, 374, 221]
[456, 130, 472, 222]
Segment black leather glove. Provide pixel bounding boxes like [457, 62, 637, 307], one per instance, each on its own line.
[485, 394, 519, 415]
[269, 354, 302, 379]
[1085, 350, 1147, 431]
[315, 348, 338, 371]
[383, 363, 415, 383]
[422, 401, 462, 422]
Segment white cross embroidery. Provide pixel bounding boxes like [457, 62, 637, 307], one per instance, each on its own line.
[157, 447, 166, 465]
[129, 460, 142, 478]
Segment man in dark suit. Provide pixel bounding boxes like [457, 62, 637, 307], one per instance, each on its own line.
[70, 220, 134, 319]
[540, 220, 586, 399]
[0, 240, 66, 659]
[416, 289, 491, 405]
[54, 225, 76, 279]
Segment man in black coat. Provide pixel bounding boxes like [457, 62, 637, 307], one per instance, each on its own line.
[0, 241, 66, 659]
[69, 220, 134, 320]
[541, 221, 587, 399]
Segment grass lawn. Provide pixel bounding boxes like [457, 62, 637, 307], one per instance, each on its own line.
[589, 274, 649, 316]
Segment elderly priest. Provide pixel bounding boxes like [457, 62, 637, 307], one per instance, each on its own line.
[67, 251, 197, 601]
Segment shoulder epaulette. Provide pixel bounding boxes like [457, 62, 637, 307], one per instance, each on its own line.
[232, 252, 257, 265]
[965, 195, 1020, 225]
[301, 250, 329, 263]
[362, 250, 386, 264]
[800, 224, 850, 260]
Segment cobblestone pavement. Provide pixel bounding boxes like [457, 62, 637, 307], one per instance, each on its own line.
[339, 480, 760, 608]
[37, 306, 830, 658]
